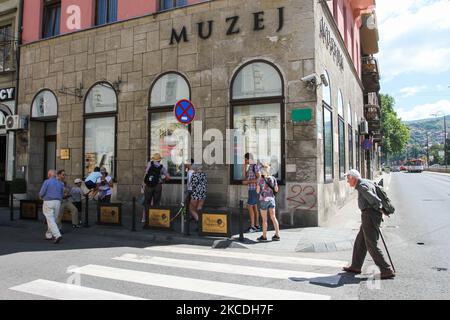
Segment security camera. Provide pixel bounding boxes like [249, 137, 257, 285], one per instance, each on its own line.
[301, 74, 318, 83]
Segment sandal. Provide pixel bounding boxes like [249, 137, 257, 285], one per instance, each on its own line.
[257, 236, 268, 242]
[272, 235, 281, 241]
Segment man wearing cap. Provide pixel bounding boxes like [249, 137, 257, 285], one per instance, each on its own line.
[71, 179, 84, 224]
[343, 169, 395, 279]
[144, 153, 171, 208]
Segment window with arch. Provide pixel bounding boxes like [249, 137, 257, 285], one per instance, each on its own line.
[348, 103, 354, 169]
[231, 61, 284, 182]
[322, 70, 331, 107]
[149, 73, 190, 180]
[337, 90, 346, 178]
[84, 82, 117, 179]
[31, 90, 58, 119]
[322, 70, 333, 182]
[0, 111, 5, 126]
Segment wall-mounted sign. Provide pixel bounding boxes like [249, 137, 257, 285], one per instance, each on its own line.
[170, 7, 285, 45]
[199, 211, 230, 237]
[319, 18, 344, 71]
[292, 108, 313, 122]
[60, 149, 70, 160]
[147, 208, 172, 230]
[0, 87, 15, 102]
[97, 203, 122, 226]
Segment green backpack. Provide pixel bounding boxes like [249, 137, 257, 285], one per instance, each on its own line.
[375, 183, 395, 216]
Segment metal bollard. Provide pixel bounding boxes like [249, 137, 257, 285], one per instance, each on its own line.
[131, 197, 136, 232]
[84, 195, 89, 228]
[239, 200, 244, 242]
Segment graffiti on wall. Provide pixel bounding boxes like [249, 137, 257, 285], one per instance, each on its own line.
[286, 184, 317, 211]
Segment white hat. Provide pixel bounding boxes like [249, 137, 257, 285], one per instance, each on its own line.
[345, 169, 361, 180]
[74, 178, 82, 184]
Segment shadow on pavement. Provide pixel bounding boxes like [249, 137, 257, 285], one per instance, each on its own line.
[289, 273, 367, 288]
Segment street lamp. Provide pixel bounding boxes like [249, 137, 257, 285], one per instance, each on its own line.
[431, 111, 448, 169]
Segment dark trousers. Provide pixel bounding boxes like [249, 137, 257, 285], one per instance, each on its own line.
[351, 209, 391, 273]
[145, 184, 162, 207]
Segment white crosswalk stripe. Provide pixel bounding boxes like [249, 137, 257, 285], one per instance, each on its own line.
[69, 265, 331, 300]
[144, 246, 348, 268]
[10, 246, 347, 300]
[10, 279, 147, 300]
[113, 253, 335, 280]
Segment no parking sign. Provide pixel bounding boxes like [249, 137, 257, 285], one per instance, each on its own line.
[174, 99, 196, 125]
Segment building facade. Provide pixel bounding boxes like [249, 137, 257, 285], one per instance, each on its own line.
[15, 0, 380, 227]
[0, 0, 19, 207]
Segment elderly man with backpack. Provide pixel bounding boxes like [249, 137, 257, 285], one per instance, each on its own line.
[144, 153, 170, 208]
[343, 169, 396, 280]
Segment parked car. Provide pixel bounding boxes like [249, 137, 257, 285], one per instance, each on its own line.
[391, 166, 400, 172]
[400, 166, 407, 171]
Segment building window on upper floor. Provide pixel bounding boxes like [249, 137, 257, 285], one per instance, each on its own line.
[96, 0, 118, 26]
[159, 0, 188, 11]
[0, 25, 13, 72]
[42, 1, 61, 39]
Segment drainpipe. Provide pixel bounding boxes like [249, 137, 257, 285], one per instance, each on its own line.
[12, 0, 24, 182]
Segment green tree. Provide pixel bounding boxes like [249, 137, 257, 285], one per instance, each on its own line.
[380, 94, 410, 159]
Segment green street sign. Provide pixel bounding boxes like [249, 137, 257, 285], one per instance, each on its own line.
[292, 108, 312, 122]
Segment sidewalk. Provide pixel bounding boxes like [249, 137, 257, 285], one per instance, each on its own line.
[0, 174, 391, 254]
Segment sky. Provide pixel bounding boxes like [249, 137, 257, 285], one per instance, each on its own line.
[376, 0, 450, 122]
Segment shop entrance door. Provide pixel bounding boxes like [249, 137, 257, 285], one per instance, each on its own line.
[44, 122, 57, 178]
[0, 135, 8, 207]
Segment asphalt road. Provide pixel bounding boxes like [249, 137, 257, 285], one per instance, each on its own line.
[0, 171, 449, 300]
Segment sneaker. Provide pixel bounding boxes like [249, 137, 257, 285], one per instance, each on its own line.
[257, 236, 268, 242]
[72, 224, 81, 229]
[255, 226, 263, 232]
[247, 227, 257, 233]
[272, 235, 281, 241]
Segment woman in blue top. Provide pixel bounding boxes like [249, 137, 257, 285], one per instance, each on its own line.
[256, 164, 280, 242]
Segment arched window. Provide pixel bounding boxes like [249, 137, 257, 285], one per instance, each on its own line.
[83, 82, 117, 179]
[0, 111, 5, 126]
[337, 90, 346, 178]
[322, 70, 333, 182]
[322, 70, 331, 107]
[337, 90, 344, 119]
[231, 61, 284, 182]
[348, 103, 354, 170]
[31, 90, 58, 119]
[149, 72, 190, 179]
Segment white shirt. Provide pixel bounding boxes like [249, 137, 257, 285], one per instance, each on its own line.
[96, 176, 113, 196]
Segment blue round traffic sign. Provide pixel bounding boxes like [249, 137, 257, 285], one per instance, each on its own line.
[174, 99, 196, 125]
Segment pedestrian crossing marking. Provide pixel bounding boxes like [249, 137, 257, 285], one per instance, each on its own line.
[70, 265, 331, 300]
[113, 254, 335, 280]
[144, 246, 347, 268]
[10, 279, 147, 300]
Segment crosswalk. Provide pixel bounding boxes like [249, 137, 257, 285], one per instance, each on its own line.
[9, 245, 350, 300]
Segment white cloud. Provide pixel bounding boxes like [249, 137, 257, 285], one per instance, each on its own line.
[377, 0, 450, 79]
[399, 85, 427, 98]
[397, 100, 450, 121]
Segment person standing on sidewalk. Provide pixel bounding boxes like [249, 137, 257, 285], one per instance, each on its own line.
[256, 164, 281, 242]
[144, 153, 170, 208]
[343, 169, 396, 280]
[242, 153, 261, 233]
[39, 170, 64, 244]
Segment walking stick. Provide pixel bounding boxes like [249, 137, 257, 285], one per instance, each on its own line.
[379, 227, 396, 273]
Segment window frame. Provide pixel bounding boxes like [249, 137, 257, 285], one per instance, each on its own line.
[338, 116, 346, 179]
[30, 89, 59, 122]
[148, 72, 192, 185]
[42, 0, 61, 39]
[323, 103, 334, 183]
[82, 81, 118, 181]
[348, 124, 354, 170]
[230, 60, 286, 185]
[95, 0, 118, 26]
[0, 24, 13, 73]
[158, 0, 188, 12]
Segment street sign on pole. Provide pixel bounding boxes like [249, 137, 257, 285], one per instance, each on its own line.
[174, 99, 196, 125]
[174, 100, 196, 234]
